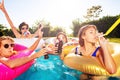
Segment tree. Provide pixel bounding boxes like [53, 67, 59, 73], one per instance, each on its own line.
[31, 19, 51, 37]
[84, 5, 102, 21]
[49, 26, 64, 37]
[33, 19, 65, 37]
[0, 24, 15, 37]
[72, 15, 120, 38]
[0, 24, 6, 36]
[72, 18, 82, 37]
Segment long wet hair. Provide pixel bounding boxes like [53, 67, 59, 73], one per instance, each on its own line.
[78, 25, 97, 47]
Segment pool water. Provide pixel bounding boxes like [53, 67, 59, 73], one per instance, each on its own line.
[15, 55, 82, 80]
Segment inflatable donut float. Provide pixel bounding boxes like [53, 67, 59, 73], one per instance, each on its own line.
[63, 42, 120, 76]
[0, 43, 34, 80]
[14, 38, 45, 51]
[62, 42, 79, 57]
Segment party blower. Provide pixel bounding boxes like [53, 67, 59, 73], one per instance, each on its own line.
[104, 18, 120, 36]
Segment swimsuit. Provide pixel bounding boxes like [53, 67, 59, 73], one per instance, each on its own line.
[92, 46, 100, 57]
[75, 46, 100, 57]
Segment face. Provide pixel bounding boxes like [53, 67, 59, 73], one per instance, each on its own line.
[0, 40, 14, 57]
[58, 34, 67, 43]
[82, 27, 97, 43]
[21, 25, 29, 34]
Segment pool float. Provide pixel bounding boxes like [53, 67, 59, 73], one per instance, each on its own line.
[63, 42, 120, 76]
[13, 43, 27, 51]
[0, 43, 34, 80]
[14, 38, 44, 51]
[61, 42, 79, 59]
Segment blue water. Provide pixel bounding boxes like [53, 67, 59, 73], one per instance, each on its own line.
[15, 55, 82, 80]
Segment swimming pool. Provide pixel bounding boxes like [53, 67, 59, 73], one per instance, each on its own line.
[13, 38, 120, 80]
[15, 54, 82, 80]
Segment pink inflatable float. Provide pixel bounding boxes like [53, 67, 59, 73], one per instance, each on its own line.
[0, 43, 34, 80]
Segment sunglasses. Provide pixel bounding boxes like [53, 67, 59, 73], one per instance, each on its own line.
[3, 44, 15, 49]
[21, 27, 28, 30]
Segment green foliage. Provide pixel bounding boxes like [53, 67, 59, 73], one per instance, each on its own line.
[89, 15, 120, 38]
[72, 15, 120, 38]
[0, 11, 120, 38]
[3, 29, 15, 37]
[0, 24, 15, 37]
[49, 27, 65, 37]
[84, 5, 102, 21]
[32, 19, 65, 37]
[72, 19, 81, 37]
[42, 26, 51, 37]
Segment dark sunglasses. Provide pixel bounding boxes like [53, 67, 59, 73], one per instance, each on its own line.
[21, 27, 28, 30]
[4, 44, 15, 49]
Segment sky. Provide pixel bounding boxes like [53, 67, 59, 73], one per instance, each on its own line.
[0, 0, 120, 34]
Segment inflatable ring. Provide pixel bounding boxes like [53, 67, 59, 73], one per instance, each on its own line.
[0, 43, 34, 80]
[63, 42, 120, 76]
[61, 42, 79, 58]
[13, 43, 27, 51]
[14, 38, 44, 51]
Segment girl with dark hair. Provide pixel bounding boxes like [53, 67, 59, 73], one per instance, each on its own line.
[0, 0, 41, 38]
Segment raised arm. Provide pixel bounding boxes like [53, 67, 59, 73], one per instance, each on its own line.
[30, 24, 43, 38]
[0, 0, 21, 38]
[98, 36, 116, 74]
[28, 26, 43, 51]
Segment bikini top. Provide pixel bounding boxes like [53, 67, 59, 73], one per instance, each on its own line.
[91, 46, 100, 57]
[75, 46, 100, 57]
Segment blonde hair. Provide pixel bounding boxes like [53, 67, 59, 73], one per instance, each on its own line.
[0, 36, 14, 47]
[78, 25, 97, 47]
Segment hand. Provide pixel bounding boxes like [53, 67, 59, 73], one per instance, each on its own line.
[35, 24, 43, 38]
[38, 28, 43, 39]
[0, 0, 5, 11]
[46, 44, 58, 54]
[97, 32, 108, 47]
[35, 48, 48, 58]
[43, 44, 59, 55]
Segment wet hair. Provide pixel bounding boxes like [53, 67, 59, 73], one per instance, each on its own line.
[19, 22, 29, 31]
[0, 36, 14, 47]
[56, 32, 68, 43]
[78, 25, 97, 47]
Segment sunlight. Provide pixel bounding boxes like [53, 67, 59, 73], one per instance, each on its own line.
[0, 0, 120, 34]
[38, 0, 88, 33]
